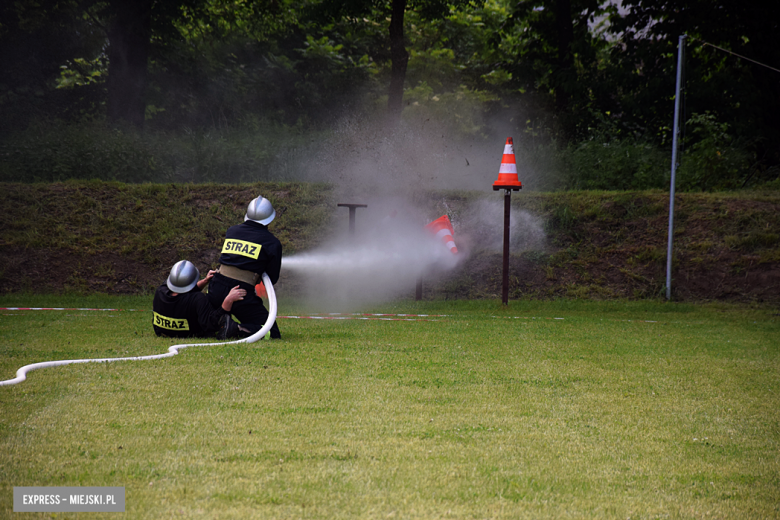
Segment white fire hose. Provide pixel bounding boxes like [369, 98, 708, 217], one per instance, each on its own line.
[0, 273, 277, 387]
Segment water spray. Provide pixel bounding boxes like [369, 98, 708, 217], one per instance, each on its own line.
[280, 203, 463, 309]
[0, 273, 277, 387]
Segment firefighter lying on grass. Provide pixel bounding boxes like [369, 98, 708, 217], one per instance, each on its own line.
[152, 260, 245, 339]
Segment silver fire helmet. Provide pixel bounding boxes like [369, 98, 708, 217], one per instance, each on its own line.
[167, 260, 200, 293]
[245, 196, 276, 225]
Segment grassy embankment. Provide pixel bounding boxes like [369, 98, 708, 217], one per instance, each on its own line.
[0, 295, 778, 518]
[1, 181, 779, 302]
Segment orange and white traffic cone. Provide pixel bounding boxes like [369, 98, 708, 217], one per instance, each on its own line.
[425, 215, 458, 254]
[492, 137, 523, 191]
[418, 214, 458, 300]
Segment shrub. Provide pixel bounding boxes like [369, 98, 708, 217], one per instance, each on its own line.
[562, 138, 670, 191]
[676, 112, 756, 191]
[0, 121, 160, 183]
[0, 118, 324, 184]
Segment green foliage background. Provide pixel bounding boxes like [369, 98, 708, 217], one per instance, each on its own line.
[0, 0, 778, 190]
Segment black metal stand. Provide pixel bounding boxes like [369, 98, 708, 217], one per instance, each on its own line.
[492, 184, 520, 305]
[337, 203, 367, 235]
[502, 189, 511, 305]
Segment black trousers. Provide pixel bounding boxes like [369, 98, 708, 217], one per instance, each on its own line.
[207, 273, 281, 339]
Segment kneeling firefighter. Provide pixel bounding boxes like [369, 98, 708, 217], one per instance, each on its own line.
[153, 260, 246, 338]
[208, 195, 282, 339]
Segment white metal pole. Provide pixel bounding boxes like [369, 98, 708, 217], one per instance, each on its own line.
[666, 34, 686, 300]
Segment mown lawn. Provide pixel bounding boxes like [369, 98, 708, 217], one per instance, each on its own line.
[1, 295, 778, 519]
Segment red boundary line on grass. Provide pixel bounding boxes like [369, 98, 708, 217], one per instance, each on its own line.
[0, 308, 446, 316]
[0, 308, 443, 321]
[280, 316, 440, 321]
[1, 307, 143, 312]
[0, 308, 662, 323]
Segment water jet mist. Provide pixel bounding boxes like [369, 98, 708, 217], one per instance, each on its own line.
[282, 205, 463, 310]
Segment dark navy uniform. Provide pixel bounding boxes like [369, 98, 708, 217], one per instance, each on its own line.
[208, 220, 282, 338]
[152, 285, 226, 338]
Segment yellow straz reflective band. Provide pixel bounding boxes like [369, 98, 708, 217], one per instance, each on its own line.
[221, 239, 262, 259]
[153, 312, 190, 331]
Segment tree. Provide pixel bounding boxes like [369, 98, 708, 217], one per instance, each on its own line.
[387, 0, 410, 119]
[2, 0, 487, 132]
[0, 0, 105, 133]
[603, 0, 780, 165]
[0, 0, 222, 130]
[308, 0, 470, 122]
[498, 0, 607, 140]
[103, 0, 212, 128]
[105, 0, 153, 128]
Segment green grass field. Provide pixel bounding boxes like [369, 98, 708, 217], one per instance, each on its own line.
[1, 295, 778, 519]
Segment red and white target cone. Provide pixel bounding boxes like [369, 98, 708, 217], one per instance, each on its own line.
[425, 215, 458, 254]
[492, 137, 523, 191]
